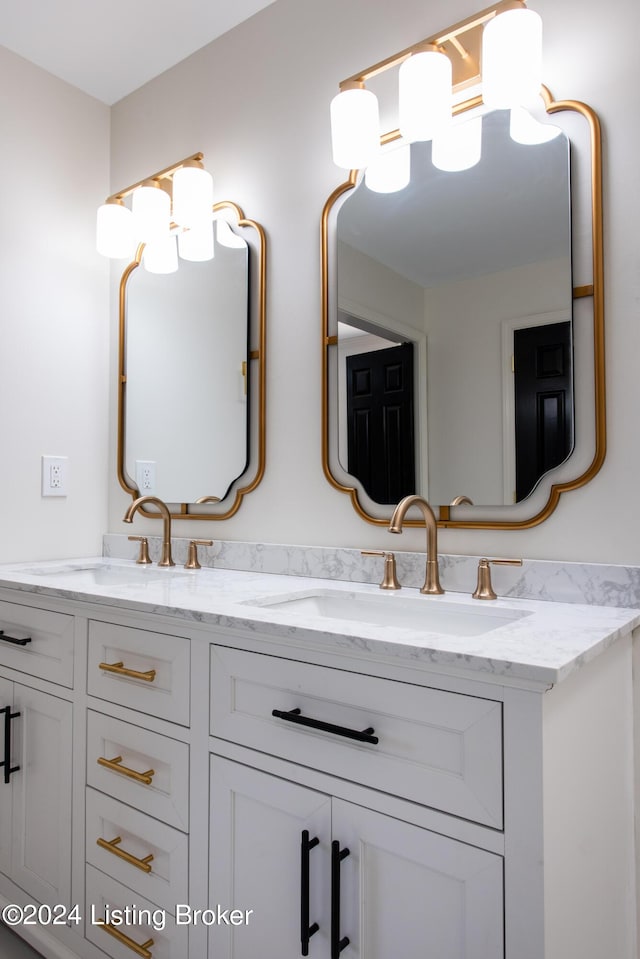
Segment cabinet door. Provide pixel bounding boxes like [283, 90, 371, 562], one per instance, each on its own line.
[209, 756, 331, 959]
[334, 799, 504, 959]
[0, 677, 13, 876]
[10, 684, 72, 906]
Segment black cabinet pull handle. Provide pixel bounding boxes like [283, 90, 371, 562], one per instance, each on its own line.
[272, 708, 379, 745]
[0, 630, 31, 647]
[301, 830, 320, 955]
[331, 840, 350, 958]
[0, 706, 20, 785]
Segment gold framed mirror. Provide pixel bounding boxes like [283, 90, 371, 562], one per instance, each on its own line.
[322, 72, 603, 529]
[118, 201, 266, 520]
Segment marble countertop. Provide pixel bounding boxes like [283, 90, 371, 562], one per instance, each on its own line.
[0, 557, 638, 686]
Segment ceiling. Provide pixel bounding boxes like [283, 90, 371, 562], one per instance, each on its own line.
[0, 0, 277, 104]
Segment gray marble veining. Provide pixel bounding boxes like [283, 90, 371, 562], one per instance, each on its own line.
[0, 556, 638, 687]
[104, 534, 640, 608]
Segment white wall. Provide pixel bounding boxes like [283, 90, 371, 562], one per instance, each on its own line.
[426, 257, 570, 505]
[106, 0, 640, 565]
[0, 46, 110, 561]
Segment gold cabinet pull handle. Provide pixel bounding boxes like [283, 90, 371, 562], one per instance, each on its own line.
[96, 835, 154, 873]
[97, 755, 155, 785]
[99, 660, 156, 683]
[98, 921, 154, 958]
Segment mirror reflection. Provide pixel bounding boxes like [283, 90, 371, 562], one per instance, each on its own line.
[336, 109, 573, 507]
[124, 223, 249, 504]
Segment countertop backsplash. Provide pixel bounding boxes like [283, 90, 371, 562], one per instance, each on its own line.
[103, 535, 640, 609]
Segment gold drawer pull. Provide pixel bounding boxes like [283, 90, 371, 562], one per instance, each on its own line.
[98, 921, 154, 958]
[97, 755, 155, 785]
[97, 835, 154, 873]
[99, 660, 157, 683]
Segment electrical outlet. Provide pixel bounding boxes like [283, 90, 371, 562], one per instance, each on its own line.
[42, 456, 68, 497]
[136, 460, 156, 494]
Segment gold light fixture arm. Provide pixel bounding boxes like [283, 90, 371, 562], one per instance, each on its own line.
[338, 0, 526, 91]
[104, 152, 204, 205]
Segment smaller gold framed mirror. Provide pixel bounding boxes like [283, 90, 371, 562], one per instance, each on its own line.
[118, 201, 266, 520]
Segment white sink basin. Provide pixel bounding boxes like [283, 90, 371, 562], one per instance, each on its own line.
[247, 589, 529, 636]
[25, 562, 189, 587]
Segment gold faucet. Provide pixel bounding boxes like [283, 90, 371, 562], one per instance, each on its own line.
[388, 494, 444, 595]
[123, 496, 175, 567]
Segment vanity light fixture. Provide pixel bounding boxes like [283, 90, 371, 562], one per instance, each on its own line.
[96, 152, 215, 270]
[398, 44, 452, 144]
[432, 115, 483, 171]
[329, 1, 545, 175]
[364, 141, 411, 193]
[509, 105, 561, 144]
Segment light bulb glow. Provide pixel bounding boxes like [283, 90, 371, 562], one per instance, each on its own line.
[365, 142, 410, 193]
[132, 183, 170, 244]
[432, 116, 482, 172]
[143, 234, 178, 274]
[509, 107, 562, 144]
[482, 8, 542, 109]
[172, 165, 213, 228]
[399, 49, 452, 142]
[96, 201, 134, 258]
[178, 223, 215, 261]
[330, 87, 380, 170]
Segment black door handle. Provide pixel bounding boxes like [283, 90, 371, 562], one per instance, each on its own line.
[0, 630, 32, 647]
[301, 830, 320, 955]
[272, 707, 378, 745]
[0, 705, 20, 785]
[331, 840, 350, 958]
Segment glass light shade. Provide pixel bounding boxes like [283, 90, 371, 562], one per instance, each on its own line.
[482, 8, 543, 109]
[215, 219, 247, 249]
[178, 223, 214, 261]
[399, 49, 452, 142]
[132, 183, 171, 244]
[509, 106, 561, 144]
[365, 142, 410, 193]
[143, 234, 178, 274]
[172, 165, 214, 228]
[432, 116, 482, 172]
[330, 87, 380, 170]
[96, 201, 134, 258]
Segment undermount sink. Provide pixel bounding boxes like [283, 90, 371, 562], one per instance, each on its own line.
[246, 589, 530, 636]
[25, 562, 189, 587]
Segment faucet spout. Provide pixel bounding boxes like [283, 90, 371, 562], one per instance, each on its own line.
[123, 496, 175, 567]
[388, 494, 444, 595]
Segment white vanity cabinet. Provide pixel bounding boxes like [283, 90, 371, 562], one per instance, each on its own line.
[83, 616, 192, 959]
[0, 604, 74, 912]
[208, 645, 505, 959]
[209, 755, 503, 959]
[0, 577, 635, 959]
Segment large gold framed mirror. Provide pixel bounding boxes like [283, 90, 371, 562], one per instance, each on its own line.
[322, 45, 603, 529]
[118, 201, 266, 519]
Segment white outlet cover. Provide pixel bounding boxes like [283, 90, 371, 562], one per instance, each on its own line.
[135, 460, 156, 494]
[42, 455, 68, 497]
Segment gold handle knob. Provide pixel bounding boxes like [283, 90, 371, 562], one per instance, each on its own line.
[472, 557, 523, 600]
[99, 661, 156, 683]
[98, 921, 154, 958]
[128, 535, 152, 564]
[185, 539, 213, 570]
[361, 550, 401, 590]
[97, 755, 155, 785]
[96, 835, 154, 873]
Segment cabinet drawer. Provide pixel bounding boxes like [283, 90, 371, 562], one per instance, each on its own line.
[86, 864, 187, 959]
[210, 647, 503, 828]
[87, 711, 189, 831]
[0, 599, 74, 687]
[88, 620, 190, 726]
[86, 788, 188, 912]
